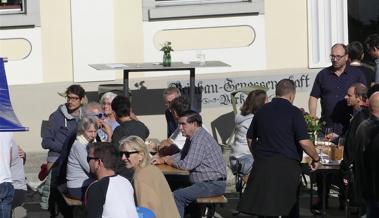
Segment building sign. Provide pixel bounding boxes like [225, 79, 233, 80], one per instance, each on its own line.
[168, 70, 319, 108]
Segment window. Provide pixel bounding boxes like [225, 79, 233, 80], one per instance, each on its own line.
[142, 0, 264, 21]
[0, 0, 25, 15]
[0, 0, 40, 28]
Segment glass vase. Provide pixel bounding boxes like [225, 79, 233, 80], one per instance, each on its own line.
[163, 52, 171, 67]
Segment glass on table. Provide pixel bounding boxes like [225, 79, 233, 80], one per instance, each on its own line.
[324, 127, 334, 141]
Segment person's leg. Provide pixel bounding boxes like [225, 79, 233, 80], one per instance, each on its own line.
[39, 163, 53, 210]
[173, 181, 226, 218]
[0, 182, 15, 218]
[67, 187, 84, 200]
[11, 189, 26, 209]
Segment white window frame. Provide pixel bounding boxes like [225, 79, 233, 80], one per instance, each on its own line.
[142, 0, 264, 21]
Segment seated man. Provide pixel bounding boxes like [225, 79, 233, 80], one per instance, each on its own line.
[157, 96, 190, 156]
[111, 95, 150, 148]
[152, 111, 227, 218]
[85, 142, 138, 218]
[163, 87, 181, 138]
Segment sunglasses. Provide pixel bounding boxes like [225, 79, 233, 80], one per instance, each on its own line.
[87, 156, 100, 163]
[119, 151, 139, 158]
[88, 113, 106, 119]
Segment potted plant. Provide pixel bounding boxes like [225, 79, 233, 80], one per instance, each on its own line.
[160, 41, 173, 67]
[304, 114, 325, 142]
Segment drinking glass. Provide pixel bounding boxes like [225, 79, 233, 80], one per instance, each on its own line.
[324, 127, 334, 141]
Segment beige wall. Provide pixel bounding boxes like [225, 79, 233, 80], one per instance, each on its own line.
[9, 0, 315, 153]
[265, 0, 308, 69]
[40, 0, 73, 82]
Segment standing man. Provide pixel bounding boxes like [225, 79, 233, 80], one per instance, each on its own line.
[309, 43, 367, 138]
[40, 84, 85, 216]
[0, 132, 14, 218]
[157, 96, 190, 156]
[365, 34, 379, 84]
[348, 41, 375, 86]
[163, 87, 181, 138]
[152, 111, 227, 218]
[240, 79, 320, 217]
[85, 142, 138, 218]
[355, 92, 379, 218]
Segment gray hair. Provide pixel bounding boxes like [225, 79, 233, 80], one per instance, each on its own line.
[77, 117, 97, 135]
[83, 101, 102, 116]
[100, 92, 118, 105]
[163, 87, 181, 98]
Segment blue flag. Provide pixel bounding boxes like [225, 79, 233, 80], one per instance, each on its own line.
[0, 58, 28, 132]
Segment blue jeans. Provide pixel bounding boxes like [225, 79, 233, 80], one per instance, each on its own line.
[230, 154, 254, 176]
[0, 182, 15, 218]
[173, 180, 226, 218]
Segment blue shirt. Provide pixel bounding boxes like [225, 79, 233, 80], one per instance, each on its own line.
[247, 98, 309, 161]
[310, 65, 366, 135]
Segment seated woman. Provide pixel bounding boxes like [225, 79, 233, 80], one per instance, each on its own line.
[100, 92, 119, 131]
[230, 89, 267, 176]
[119, 136, 180, 218]
[66, 117, 97, 200]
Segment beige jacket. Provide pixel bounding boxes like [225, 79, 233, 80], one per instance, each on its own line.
[134, 165, 180, 218]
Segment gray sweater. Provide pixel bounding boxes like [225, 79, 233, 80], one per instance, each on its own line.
[66, 135, 92, 188]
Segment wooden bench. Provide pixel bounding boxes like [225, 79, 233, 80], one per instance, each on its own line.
[57, 184, 82, 206]
[57, 184, 85, 218]
[196, 195, 228, 218]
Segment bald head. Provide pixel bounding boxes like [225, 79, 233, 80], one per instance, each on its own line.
[369, 92, 379, 116]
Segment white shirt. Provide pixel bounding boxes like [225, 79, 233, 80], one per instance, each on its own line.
[0, 132, 13, 183]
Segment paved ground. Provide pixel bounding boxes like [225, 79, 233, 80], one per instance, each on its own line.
[15, 187, 347, 218]
[18, 153, 348, 218]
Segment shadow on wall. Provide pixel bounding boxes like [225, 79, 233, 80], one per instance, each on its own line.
[211, 111, 235, 146]
[95, 83, 202, 116]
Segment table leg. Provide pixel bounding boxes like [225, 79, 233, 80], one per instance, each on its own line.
[189, 68, 195, 109]
[123, 70, 129, 97]
[310, 174, 314, 212]
[322, 173, 327, 217]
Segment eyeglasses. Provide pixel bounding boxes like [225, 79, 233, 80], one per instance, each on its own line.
[88, 113, 106, 119]
[119, 151, 139, 158]
[66, 95, 80, 101]
[329, 54, 346, 60]
[87, 156, 100, 163]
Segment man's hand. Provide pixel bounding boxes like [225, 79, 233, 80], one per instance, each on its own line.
[159, 139, 172, 148]
[151, 156, 165, 165]
[309, 159, 320, 171]
[325, 133, 338, 142]
[97, 119, 113, 142]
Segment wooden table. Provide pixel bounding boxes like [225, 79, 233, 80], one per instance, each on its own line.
[156, 164, 189, 176]
[89, 61, 229, 108]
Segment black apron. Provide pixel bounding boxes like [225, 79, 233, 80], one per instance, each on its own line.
[237, 155, 301, 216]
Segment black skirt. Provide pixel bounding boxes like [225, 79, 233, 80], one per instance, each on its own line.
[237, 155, 301, 216]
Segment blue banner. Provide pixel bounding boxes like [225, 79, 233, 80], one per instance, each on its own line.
[0, 58, 28, 132]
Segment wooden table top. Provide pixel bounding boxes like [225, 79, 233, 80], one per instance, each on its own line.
[156, 164, 189, 176]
